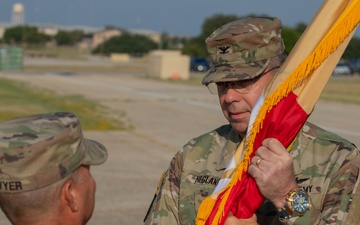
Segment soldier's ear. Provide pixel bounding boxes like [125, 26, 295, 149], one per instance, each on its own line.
[61, 179, 79, 212]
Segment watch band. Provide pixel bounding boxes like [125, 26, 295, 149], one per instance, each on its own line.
[277, 206, 292, 222]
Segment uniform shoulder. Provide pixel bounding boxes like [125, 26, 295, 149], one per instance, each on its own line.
[182, 124, 232, 149]
[303, 121, 357, 150]
[194, 124, 232, 141]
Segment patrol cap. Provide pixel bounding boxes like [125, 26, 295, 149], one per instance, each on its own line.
[0, 112, 108, 193]
[202, 16, 285, 85]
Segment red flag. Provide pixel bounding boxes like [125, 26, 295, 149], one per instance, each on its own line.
[196, 0, 360, 224]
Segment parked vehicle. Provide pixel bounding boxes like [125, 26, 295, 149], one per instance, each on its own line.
[349, 58, 360, 73]
[332, 62, 353, 75]
[190, 57, 210, 72]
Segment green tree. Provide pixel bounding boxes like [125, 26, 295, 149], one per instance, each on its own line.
[182, 37, 206, 56]
[55, 31, 72, 46]
[70, 30, 85, 43]
[199, 14, 239, 41]
[281, 27, 302, 54]
[294, 22, 307, 34]
[25, 26, 50, 45]
[55, 30, 84, 46]
[182, 14, 239, 57]
[4, 26, 50, 46]
[3, 26, 23, 44]
[343, 37, 360, 59]
[92, 32, 158, 55]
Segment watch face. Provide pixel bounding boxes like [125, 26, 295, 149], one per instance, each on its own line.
[293, 192, 310, 213]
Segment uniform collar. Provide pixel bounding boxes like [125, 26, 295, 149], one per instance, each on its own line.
[215, 127, 242, 171]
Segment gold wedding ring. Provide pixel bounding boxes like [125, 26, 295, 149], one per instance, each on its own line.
[255, 158, 262, 168]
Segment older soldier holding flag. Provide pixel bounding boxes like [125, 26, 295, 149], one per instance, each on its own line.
[144, 14, 360, 225]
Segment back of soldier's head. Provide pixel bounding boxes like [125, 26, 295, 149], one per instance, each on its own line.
[0, 112, 108, 224]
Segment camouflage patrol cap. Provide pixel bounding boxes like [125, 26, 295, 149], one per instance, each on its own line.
[0, 112, 108, 193]
[202, 16, 285, 85]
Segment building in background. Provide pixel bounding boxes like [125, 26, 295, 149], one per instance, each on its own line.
[128, 28, 161, 44]
[91, 26, 123, 49]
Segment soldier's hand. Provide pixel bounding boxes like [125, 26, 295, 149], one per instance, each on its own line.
[224, 213, 258, 225]
[247, 138, 298, 208]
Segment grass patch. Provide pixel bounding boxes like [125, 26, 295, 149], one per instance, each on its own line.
[321, 77, 360, 105]
[0, 78, 128, 130]
[24, 46, 90, 60]
[24, 64, 146, 73]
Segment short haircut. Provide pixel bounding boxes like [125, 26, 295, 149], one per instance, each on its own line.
[0, 167, 84, 222]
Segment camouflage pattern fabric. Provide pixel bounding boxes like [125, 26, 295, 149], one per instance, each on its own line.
[202, 17, 285, 85]
[0, 112, 108, 193]
[344, 165, 360, 225]
[143, 122, 360, 225]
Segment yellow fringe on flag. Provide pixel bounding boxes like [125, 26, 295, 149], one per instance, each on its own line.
[246, 0, 360, 157]
[196, 197, 217, 225]
[196, 0, 360, 224]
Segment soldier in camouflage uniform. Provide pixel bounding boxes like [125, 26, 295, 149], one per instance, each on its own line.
[0, 112, 108, 225]
[143, 17, 360, 225]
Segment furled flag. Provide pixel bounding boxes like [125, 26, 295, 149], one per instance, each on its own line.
[196, 0, 360, 224]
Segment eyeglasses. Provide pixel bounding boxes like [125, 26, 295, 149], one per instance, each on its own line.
[206, 66, 280, 95]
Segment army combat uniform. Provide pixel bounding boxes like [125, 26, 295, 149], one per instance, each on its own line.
[143, 122, 360, 225]
[144, 16, 360, 225]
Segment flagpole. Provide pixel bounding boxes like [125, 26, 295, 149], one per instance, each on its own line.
[196, 0, 360, 224]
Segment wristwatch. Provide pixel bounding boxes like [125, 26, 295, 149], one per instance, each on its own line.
[277, 188, 311, 222]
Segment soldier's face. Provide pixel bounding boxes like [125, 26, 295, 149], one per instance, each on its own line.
[217, 71, 274, 137]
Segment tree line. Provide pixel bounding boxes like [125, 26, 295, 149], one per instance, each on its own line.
[1, 14, 360, 59]
[1, 26, 84, 46]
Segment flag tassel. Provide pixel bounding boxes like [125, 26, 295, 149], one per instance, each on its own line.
[236, 0, 360, 220]
[196, 197, 216, 225]
[248, 0, 360, 152]
[196, 0, 360, 224]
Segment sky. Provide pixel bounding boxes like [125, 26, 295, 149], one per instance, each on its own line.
[0, 0, 359, 37]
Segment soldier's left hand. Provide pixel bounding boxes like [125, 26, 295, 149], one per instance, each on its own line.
[247, 138, 298, 208]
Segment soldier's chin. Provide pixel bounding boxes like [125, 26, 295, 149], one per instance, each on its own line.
[230, 122, 247, 137]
